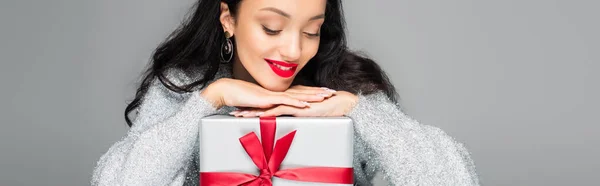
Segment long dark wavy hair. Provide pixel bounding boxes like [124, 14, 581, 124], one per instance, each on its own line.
[124, 0, 399, 127]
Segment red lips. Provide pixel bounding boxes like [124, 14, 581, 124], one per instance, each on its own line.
[265, 58, 298, 78]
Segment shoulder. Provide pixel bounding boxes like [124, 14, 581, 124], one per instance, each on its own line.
[355, 90, 404, 111]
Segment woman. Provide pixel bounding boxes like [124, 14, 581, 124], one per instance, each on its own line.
[92, 0, 480, 185]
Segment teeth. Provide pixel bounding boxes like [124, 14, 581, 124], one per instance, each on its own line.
[273, 63, 292, 70]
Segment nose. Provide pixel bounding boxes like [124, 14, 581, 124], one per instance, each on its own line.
[279, 33, 302, 62]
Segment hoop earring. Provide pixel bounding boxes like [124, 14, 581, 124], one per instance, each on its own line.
[220, 31, 234, 63]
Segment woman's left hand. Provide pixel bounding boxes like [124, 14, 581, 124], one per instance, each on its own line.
[230, 87, 358, 117]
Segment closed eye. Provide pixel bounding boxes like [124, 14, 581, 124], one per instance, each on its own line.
[262, 25, 281, 35]
[304, 32, 320, 37]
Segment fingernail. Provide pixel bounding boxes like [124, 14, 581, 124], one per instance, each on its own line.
[255, 112, 264, 116]
[317, 93, 329, 97]
[229, 111, 239, 115]
[301, 101, 310, 106]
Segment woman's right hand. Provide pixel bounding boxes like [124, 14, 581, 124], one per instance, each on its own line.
[200, 78, 333, 110]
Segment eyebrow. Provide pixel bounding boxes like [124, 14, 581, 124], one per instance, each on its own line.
[260, 7, 325, 21]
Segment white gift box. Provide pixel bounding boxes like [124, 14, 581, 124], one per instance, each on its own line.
[198, 115, 354, 186]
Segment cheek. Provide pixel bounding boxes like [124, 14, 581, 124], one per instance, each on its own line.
[236, 27, 272, 64]
[298, 39, 320, 69]
[249, 31, 270, 55]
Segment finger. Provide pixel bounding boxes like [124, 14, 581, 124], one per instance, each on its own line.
[285, 90, 334, 98]
[290, 85, 335, 91]
[241, 111, 256, 117]
[285, 88, 335, 97]
[233, 110, 250, 117]
[230, 110, 253, 117]
[285, 92, 327, 102]
[242, 110, 266, 117]
[229, 110, 241, 115]
[261, 105, 300, 117]
[267, 95, 310, 108]
[229, 109, 264, 117]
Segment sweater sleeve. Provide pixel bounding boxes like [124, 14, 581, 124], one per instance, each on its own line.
[346, 91, 480, 185]
[91, 77, 219, 186]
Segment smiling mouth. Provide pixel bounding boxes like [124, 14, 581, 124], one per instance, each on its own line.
[271, 63, 294, 70]
[264, 58, 298, 78]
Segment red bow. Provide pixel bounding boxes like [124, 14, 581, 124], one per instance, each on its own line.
[200, 117, 353, 186]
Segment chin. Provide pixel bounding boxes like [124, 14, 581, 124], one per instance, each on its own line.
[257, 79, 292, 92]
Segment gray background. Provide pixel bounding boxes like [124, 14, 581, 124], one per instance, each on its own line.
[0, 0, 597, 185]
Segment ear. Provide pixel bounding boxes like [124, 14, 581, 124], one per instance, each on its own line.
[220, 2, 235, 37]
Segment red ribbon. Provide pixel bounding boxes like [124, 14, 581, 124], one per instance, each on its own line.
[200, 117, 353, 186]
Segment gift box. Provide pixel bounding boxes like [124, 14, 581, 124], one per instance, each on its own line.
[198, 115, 354, 186]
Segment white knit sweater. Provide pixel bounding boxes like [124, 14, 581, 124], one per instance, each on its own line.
[91, 64, 480, 185]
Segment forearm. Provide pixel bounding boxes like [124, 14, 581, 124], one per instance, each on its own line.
[347, 92, 479, 185]
[92, 92, 218, 185]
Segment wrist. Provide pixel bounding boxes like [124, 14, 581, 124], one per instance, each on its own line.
[200, 80, 225, 109]
[337, 91, 358, 115]
[345, 94, 358, 114]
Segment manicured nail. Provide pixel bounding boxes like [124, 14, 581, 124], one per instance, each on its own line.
[255, 112, 264, 116]
[229, 111, 240, 115]
[317, 93, 329, 97]
[301, 101, 310, 106]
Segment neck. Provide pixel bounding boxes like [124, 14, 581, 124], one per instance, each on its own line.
[231, 55, 257, 84]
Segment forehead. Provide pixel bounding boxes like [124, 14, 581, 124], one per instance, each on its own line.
[238, 0, 327, 18]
